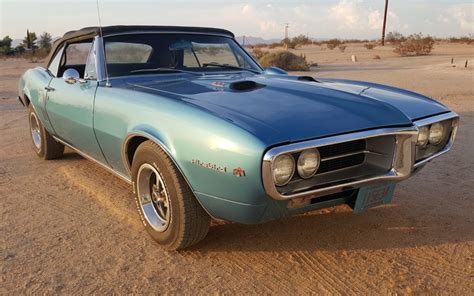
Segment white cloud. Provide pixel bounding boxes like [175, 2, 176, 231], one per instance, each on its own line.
[449, 4, 474, 33]
[329, 0, 362, 28]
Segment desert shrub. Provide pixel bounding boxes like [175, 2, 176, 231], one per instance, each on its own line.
[449, 36, 474, 44]
[259, 51, 309, 71]
[345, 39, 369, 43]
[326, 39, 342, 50]
[373, 55, 381, 60]
[252, 48, 268, 60]
[268, 42, 280, 49]
[386, 31, 406, 44]
[364, 43, 376, 50]
[338, 45, 347, 52]
[253, 43, 268, 49]
[394, 34, 435, 56]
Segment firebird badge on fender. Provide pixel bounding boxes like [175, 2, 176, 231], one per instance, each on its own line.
[233, 167, 246, 177]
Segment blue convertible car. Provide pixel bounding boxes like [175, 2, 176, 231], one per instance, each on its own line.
[19, 26, 459, 249]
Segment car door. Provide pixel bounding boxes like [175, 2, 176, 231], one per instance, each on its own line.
[45, 40, 107, 164]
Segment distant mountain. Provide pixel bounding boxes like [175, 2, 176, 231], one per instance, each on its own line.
[235, 36, 281, 45]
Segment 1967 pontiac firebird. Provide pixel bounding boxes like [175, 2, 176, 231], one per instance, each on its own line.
[19, 26, 459, 250]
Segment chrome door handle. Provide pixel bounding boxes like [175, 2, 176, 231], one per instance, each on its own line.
[44, 86, 55, 91]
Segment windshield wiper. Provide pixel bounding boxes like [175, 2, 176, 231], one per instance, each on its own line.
[202, 63, 261, 74]
[131, 67, 203, 76]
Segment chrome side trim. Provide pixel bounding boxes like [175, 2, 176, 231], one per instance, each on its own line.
[53, 136, 132, 184]
[262, 127, 418, 201]
[413, 111, 459, 168]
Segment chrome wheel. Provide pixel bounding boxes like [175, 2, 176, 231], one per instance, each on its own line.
[137, 163, 171, 232]
[29, 112, 42, 150]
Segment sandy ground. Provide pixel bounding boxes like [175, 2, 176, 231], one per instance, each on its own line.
[1, 43, 473, 294]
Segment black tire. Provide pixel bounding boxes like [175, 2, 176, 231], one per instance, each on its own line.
[131, 140, 210, 250]
[27, 104, 64, 160]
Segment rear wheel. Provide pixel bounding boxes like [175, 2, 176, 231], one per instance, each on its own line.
[27, 104, 64, 159]
[132, 141, 210, 250]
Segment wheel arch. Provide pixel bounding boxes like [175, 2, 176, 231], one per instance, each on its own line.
[122, 131, 218, 219]
[122, 131, 194, 192]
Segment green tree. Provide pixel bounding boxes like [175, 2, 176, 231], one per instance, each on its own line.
[22, 30, 38, 51]
[38, 32, 52, 51]
[14, 45, 26, 54]
[0, 35, 13, 55]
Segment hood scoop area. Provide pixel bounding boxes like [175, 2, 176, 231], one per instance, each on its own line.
[297, 76, 320, 83]
[229, 80, 265, 92]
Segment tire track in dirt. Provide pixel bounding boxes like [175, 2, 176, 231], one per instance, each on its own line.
[402, 248, 469, 282]
[316, 251, 375, 292]
[297, 251, 361, 295]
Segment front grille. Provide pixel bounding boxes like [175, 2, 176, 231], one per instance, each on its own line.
[278, 135, 396, 196]
[318, 150, 366, 174]
[319, 139, 366, 158]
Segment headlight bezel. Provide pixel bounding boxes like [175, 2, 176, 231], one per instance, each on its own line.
[415, 116, 458, 162]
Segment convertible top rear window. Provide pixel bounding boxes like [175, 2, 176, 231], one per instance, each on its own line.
[103, 33, 261, 77]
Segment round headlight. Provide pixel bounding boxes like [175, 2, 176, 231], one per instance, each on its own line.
[272, 154, 295, 186]
[417, 126, 429, 147]
[429, 122, 445, 145]
[297, 149, 320, 179]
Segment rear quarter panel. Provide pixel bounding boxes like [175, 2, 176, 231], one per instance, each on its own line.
[19, 67, 54, 132]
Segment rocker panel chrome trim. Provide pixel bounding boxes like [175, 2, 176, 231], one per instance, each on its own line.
[53, 136, 132, 184]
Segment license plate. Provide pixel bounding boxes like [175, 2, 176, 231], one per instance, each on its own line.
[353, 182, 396, 214]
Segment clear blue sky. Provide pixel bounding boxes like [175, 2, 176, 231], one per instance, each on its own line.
[1, 0, 472, 40]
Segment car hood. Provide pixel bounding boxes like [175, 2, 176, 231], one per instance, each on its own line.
[126, 73, 449, 145]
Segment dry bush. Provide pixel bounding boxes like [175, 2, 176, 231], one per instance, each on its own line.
[253, 43, 268, 49]
[338, 45, 347, 52]
[252, 48, 268, 60]
[373, 55, 381, 60]
[386, 31, 406, 44]
[449, 36, 474, 44]
[364, 43, 376, 50]
[268, 42, 280, 49]
[326, 39, 342, 50]
[394, 34, 435, 56]
[259, 51, 309, 71]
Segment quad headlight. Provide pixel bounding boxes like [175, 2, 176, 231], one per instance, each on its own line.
[272, 154, 295, 186]
[297, 149, 320, 179]
[417, 126, 429, 147]
[429, 122, 445, 145]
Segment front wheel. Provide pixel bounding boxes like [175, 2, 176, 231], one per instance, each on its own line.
[131, 141, 210, 250]
[27, 104, 64, 159]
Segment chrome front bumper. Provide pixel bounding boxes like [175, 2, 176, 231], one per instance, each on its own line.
[262, 112, 459, 201]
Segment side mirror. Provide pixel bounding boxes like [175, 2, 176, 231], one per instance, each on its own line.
[63, 68, 84, 84]
[263, 67, 288, 75]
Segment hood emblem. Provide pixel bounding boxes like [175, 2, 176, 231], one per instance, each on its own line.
[233, 167, 246, 177]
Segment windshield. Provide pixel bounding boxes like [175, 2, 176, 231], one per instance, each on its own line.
[104, 33, 262, 77]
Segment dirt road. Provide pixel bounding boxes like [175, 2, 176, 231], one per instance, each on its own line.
[1, 46, 473, 294]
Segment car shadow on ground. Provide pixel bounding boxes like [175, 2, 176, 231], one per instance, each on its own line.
[192, 201, 473, 253]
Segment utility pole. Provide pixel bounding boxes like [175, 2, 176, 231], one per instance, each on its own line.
[381, 0, 389, 46]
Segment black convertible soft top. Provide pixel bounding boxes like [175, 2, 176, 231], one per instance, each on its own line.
[46, 25, 235, 66]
